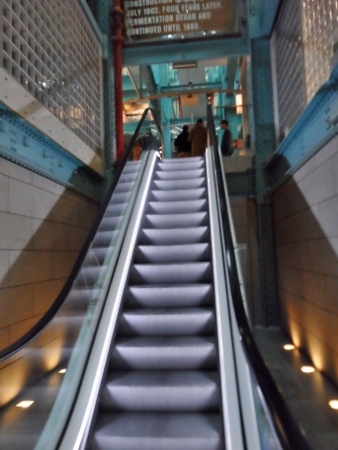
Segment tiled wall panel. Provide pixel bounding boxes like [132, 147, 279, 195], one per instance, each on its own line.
[0, 157, 99, 350]
[273, 134, 338, 382]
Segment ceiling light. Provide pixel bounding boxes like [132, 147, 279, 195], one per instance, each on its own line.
[58, 368, 67, 374]
[301, 366, 315, 373]
[173, 61, 197, 69]
[283, 344, 295, 351]
[328, 400, 338, 410]
[16, 400, 34, 408]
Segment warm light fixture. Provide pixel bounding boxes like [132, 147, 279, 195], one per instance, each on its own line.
[173, 61, 197, 69]
[58, 368, 67, 374]
[16, 400, 34, 408]
[236, 94, 243, 115]
[329, 400, 338, 410]
[283, 344, 295, 351]
[301, 366, 315, 373]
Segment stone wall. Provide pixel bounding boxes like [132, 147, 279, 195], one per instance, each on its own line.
[0, 158, 99, 350]
[273, 134, 338, 382]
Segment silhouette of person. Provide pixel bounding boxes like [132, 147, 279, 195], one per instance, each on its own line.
[174, 125, 191, 157]
[220, 120, 233, 156]
[188, 119, 207, 157]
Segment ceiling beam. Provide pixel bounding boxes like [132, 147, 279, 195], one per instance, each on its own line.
[122, 36, 249, 66]
[124, 87, 247, 104]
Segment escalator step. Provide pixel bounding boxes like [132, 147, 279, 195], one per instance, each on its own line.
[157, 158, 204, 171]
[138, 226, 210, 245]
[110, 336, 217, 370]
[149, 187, 207, 202]
[146, 199, 207, 214]
[154, 168, 205, 180]
[92, 412, 223, 450]
[101, 370, 220, 411]
[134, 243, 210, 263]
[129, 262, 212, 284]
[153, 178, 206, 190]
[123, 284, 214, 308]
[118, 307, 215, 336]
[143, 211, 209, 228]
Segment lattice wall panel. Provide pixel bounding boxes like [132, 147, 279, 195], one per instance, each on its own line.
[1, 0, 102, 154]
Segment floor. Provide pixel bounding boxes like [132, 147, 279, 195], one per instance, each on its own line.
[253, 326, 338, 450]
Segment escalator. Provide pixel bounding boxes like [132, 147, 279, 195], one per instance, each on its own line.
[0, 107, 311, 450]
[91, 156, 224, 449]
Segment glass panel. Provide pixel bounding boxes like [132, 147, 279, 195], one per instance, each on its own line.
[251, 375, 283, 450]
[0, 152, 146, 449]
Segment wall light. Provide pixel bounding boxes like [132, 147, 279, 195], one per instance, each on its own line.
[301, 366, 315, 373]
[283, 344, 295, 351]
[16, 400, 34, 408]
[328, 400, 338, 410]
[236, 94, 242, 115]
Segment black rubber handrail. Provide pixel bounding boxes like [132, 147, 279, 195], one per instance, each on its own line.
[206, 104, 311, 450]
[0, 107, 163, 361]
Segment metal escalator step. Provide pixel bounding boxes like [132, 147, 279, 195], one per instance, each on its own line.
[123, 284, 214, 308]
[105, 203, 128, 216]
[149, 187, 207, 202]
[153, 178, 206, 190]
[99, 215, 123, 231]
[154, 169, 205, 180]
[92, 412, 223, 450]
[65, 286, 101, 307]
[110, 336, 217, 370]
[122, 161, 142, 172]
[157, 158, 204, 171]
[143, 211, 209, 228]
[89, 247, 114, 265]
[92, 230, 120, 247]
[129, 262, 212, 284]
[75, 265, 105, 287]
[134, 243, 210, 263]
[109, 190, 132, 204]
[114, 180, 135, 193]
[147, 199, 208, 214]
[118, 307, 215, 336]
[138, 226, 210, 245]
[101, 370, 220, 411]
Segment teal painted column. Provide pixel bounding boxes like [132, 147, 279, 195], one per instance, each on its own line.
[250, 38, 279, 326]
[160, 65, 172, 159]
[162, 98, 172, 159]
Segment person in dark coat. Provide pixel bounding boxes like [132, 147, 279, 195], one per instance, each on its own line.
[188, 119, 207, 157]
[220, 120, 233, 156]
[174, 125, 191, 157]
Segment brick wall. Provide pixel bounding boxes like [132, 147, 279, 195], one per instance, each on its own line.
[273, 134, 338, 382]
[0, 158, 99, 350]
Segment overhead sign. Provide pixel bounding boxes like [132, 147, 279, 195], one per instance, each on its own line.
[124, 0, 235, 41]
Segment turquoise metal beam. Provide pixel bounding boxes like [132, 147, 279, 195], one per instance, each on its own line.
[248, 0, 281, 38]
[161, 82, 223, 93]
[0, 103, 103, 201]
[260, 0, 281, 36]
[226, 57, 239, 90]
[122, 36, 249, 66]
[250, 38, 279, 326]
[267, 63, 338, 188]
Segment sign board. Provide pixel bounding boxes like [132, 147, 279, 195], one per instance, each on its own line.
[124, 0, 236, 41]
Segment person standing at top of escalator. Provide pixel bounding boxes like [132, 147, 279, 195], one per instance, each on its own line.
[174, 125, 191, 157]
[188, 118, 207, 157]
[220, 119, 233, 156]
